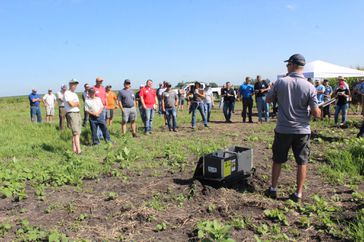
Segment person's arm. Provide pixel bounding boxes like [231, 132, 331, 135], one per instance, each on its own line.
[266, 82, 277, 103]
[174, 94, 179, 107]
[154, 95, 158, 110]
[42, 95, 47, 106]
[308, 87, 321, 118]
[162, 96, 166, 112]
[66, 93, 80, 107]
[117, 94, 124, 112]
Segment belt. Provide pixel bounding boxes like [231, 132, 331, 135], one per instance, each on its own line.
[30, 105, 39, 107]
[59, 106, 64, 108]
[67, 112, 80, 114]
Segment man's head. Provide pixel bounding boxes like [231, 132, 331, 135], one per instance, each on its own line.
[226, 82, 232, 89]
[61, 84, 67, 92]
[48, 89, 52, 94]
[165, 82, 172, 90]
[140, 84, 144, 90]
[84, 83, 90, 91]
[323, 79, 329, 86]
[124, 79, 131, 89]
[146, 79, 153, 87]
[245, 77, 251, 84]
[315, 80, 320, 86]
[256, 75, 261, 82]
[69, 79, 79, 91]
[32, 88, 37, 94]
[106, 85, 112, 92]
[95, 77, 104, 86]
[337, 76, 345, 83]
[307, 78, 314, 85]
[88, 87, 96, 98]
[284, 53, 305, 73]
[195, 81, 201, 89]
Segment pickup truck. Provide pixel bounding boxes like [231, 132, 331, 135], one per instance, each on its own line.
[173, 82, 221, 98]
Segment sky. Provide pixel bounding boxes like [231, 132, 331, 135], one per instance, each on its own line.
[0, 0, 363, 97]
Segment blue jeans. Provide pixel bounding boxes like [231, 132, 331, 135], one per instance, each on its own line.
[89, 115, 111, 145]
[334, 104, 348, 124]
[256, 96, 270, 121]
[191, 102, 207, 127]
[30, 106, 42, 123]
[165, 107, 177, 130]
[223, 101, 234, 121]
[204, 102, 212, 122]
[144, 108, 155, 132]
[97, 109, 106, 139]
[139, 106, 146, 123]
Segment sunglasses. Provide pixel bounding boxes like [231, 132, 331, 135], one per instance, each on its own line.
[286, 63, 292, 67]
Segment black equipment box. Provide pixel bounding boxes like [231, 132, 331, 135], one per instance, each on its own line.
[195, 146, 254, 182]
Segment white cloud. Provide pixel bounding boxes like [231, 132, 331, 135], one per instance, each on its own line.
[285, 4, 295, 11]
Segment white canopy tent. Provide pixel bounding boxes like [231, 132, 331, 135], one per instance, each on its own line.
[277, 60, 364, 79]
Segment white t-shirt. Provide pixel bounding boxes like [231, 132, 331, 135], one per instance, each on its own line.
[85, 97, 103, 114]
[43, 93, 56, 107]
[64, 90, 80, 113]
[56, 91, 65, 107]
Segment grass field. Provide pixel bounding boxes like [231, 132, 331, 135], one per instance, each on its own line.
[0, 95, 363, 241]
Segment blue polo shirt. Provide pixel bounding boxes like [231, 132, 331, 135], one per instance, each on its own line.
[316, 84, 325, 103]
[239, 83, 254, 99]
[29, 93, 41, 107]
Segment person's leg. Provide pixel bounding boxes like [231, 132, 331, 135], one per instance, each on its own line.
[149, 108, 155, 132]
[242, 99, 247, 122]
[109, 109, 114, 126]
[166, 108, 172, 130]
[207, 102, 212, 122]
[327, 104, 331, 119]
[231, 101, 235, 113]
[131, 120, 136, 134]
[271, 132, 291, 190]
[223, 102, 229, 121]
[30, 107, 36, 122]
[198, 103, 208, 126]
[358, 120, 364, 137]
[98, 117, 111, 142]
[82, 108, 88, 127]
[144, 108, 150, 133]
[263, 96, 270, 121]
[248, 98, 253, 122]
[296, 165, 307, 196]
[171, 107, 177, 130]
[271, 162, 282, 189]
[292, 134, 310, 197]
[191, 103, 197, 128]
[72, 135, 77, 153]
[89, 118, 99, 145]
[121, 121, 127, 134]
[342, 104, 348, 124]
[36, 107, 42, 123]
[256, 97, 262, 122]
[334, 105, 340, 124]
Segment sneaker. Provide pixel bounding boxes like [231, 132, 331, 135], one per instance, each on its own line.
[191, 126, 196, 130]
[132, 133, 138, 138]
[264, 188, 277, 199]
[289, 193, 302, 203]
[249, 120, 254, 123]
[173, 129, 178, 132]
[204, 124, 209, 128]
[144, 132, 150, 135]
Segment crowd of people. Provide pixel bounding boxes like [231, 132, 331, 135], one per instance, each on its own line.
[27, 53, 364, 201]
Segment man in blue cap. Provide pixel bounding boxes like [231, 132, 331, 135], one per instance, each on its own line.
[266, 54, 321, 202]
[28, 88, 42, 123]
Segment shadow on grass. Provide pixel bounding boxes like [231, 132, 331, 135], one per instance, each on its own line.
[311, 131, 343, 143]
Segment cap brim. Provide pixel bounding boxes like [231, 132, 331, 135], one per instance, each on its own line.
[70, 82, 79, 84]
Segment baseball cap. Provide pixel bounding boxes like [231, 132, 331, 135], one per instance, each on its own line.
[69, 78, 79, 85]
[284, 53, 306, 66]
[165, 82, 172, 87]
[96, 77, 103, 82]
[61, 84, 67, 89]
[106, 85, 112, 88]
[337, 76, 345, 80]
[124, 79, 131, 84]
[32, 88, 37, 92]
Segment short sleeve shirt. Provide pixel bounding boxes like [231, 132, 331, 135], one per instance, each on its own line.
[315, 84, 325, 103]
[106, 91, 117, 109]
[239, 84, 254, 99]
[85, 97, 103, 113]
[139, 87, 156, 108]
[56, 91, 65, 107]
[335, 88, 349, 106]
[324, 85, 333, 101]
[64, 90, 80, 113]
[118, 89, 135, 108]
[43, 94, 56, 107]
[204, 88, 213, 103]
[359, 82, 364, 95]
[254, 81, 269, 97]
[28, 93, 41, 106]
[162, 90, 178, 108]
[266, 72, 318, 134]
[94, 85, 107, 106]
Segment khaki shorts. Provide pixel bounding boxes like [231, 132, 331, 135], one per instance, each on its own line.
[122, 107, 137, 123]
[66, 112, 82, 135]
[46, 106, 55, 116]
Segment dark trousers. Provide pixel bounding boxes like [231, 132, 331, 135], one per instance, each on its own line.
[242, 98, 253, 122]
[223, 101, 234, 121]
[323, 105, 331, 118]
[82, 108, 89, 127]
[89, 115, 111, 145]
[358, 120, 364, 137]
[59, 106, 66, 130]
